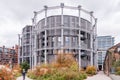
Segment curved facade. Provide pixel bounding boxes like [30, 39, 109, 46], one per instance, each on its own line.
[19, 3, 97, 68]
[35, 15, 91, 65]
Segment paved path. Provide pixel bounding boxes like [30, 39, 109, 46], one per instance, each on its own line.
[17, 76, 32, 80]
[85, 71, 112, 80]
[110, 74, 120, 80]
[17, 71, 112, 80]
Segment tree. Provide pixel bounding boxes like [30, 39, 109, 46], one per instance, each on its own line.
[20, 61, 30, 72]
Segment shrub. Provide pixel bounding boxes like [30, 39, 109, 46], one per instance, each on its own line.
[13, 70, 22, 77]
[27, 52, 87, 80]
[27, 70, 37, 79]
[20, 61, 30, 72]
[12, 65, 22, 77]
[115, 71, 120, 75]
[112, 60, 120, 69]
[54, 53, 78, 68]
[0, 68, 15, 80]
[115, 67, 120, 75]
[116, 67, 120, 72]
[69, 62, 79, 71]
[13, 65, 21, 73]
[86, 66, 96, 75]
[36, 69, 87, 80]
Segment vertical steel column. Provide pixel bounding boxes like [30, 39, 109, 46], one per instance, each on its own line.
[21, 37, 23, 63]
[31, 19, 34, 69]
[69, 17, 72, 52]
[44, 5, 48, 64]
[33, 11, 37, 67]
[94, 18, 97, 68]
[18, 34, 20, 64]
[90, 11, 93, 66]
[31, 28, 34, 69]
[30, 27, 32, 69]
[34, 34, 37, 66]
[61, 3, 64, 51]
[78, 5, 81, 70]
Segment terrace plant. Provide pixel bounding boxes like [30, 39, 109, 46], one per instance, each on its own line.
[27, 52, 87, 80]
[0, 68, 15, 80]
[86, 66, 97, 76]
[20, 61, 30, 72]
[12, 65, 22, 77]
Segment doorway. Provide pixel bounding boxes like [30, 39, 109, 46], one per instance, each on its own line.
[98, 65, 102, 71]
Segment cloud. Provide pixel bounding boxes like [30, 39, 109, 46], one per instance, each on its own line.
[0, 0, 120, 47]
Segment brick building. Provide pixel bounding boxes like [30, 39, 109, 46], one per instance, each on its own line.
[104, 43, 120, 75]
[0, 45, 18, 66]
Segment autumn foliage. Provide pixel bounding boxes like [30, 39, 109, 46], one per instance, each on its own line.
[0, 64, 21, 80]
[27, 52, 87, 80]
[86, 66, 97, 75]
[0, 68, 15, 80]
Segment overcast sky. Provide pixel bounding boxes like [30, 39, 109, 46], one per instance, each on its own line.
[0, 0, 120, 47]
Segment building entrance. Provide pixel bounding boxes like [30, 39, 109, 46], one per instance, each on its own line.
[98, 65, 102, 71]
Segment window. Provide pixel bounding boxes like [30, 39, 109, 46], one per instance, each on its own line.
[65, 37, 70, 46]
[56, 29, 61, 35]
[56, 16, 61, 27]
[72, 37, 78, 47]
[64, 16, 70, 27]
[58, 37, 61, 47]
[51, 17, 55, 27]
[4, 48, 9, 54]
[52, 37, 55, 47]
[81, 19, 86, 29]
[10, 49, 16, 54]
[64, 29, 69, 35]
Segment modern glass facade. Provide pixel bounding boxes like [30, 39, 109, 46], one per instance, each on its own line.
[97, 36, 114, 70]
[97, 36, 114, 49]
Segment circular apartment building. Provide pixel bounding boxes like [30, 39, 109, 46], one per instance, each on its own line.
[20, 3, 97, 68]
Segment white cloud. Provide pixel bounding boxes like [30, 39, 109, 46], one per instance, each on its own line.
[0, 0, 120, 47]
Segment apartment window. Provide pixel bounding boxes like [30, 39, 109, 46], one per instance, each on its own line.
[51, 17, 55, 27]
[64, 16, 70, 27]
[81, 19, 86, 29]
[71, 17, 75, 22]
[10, 49, 16, 54]
[72, 37, 77, 46]
[65, 36, 70, 46]
[56, 16, 61, 27]
[56, 29, 61, 35]
[26, 33, 30, 39]
[64, 29, 69, 35]
[58, 37, 61, 47]
[0, 49, 2, 53]
[4, 48, 9, 54]
[52, 37, 55, 47]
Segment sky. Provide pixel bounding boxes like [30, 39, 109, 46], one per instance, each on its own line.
[0, 0, 120, 47]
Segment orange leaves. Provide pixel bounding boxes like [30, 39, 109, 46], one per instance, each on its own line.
[86, 66, 97, 75]
[0, 68, 15, 80]
[0, 64, 21, 80]
[54, 53, 77, 68]
[12, 64, 21, 73]
[27, 52, 87, 80]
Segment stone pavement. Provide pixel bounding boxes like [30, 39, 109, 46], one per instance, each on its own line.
[16, 71, 112, 80]
[17, 76, 32, 80]
[85, 71, 112, 80]
[110, 74, 120, 80]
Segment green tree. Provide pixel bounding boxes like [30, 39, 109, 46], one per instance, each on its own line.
[20, 61, 30, 72]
